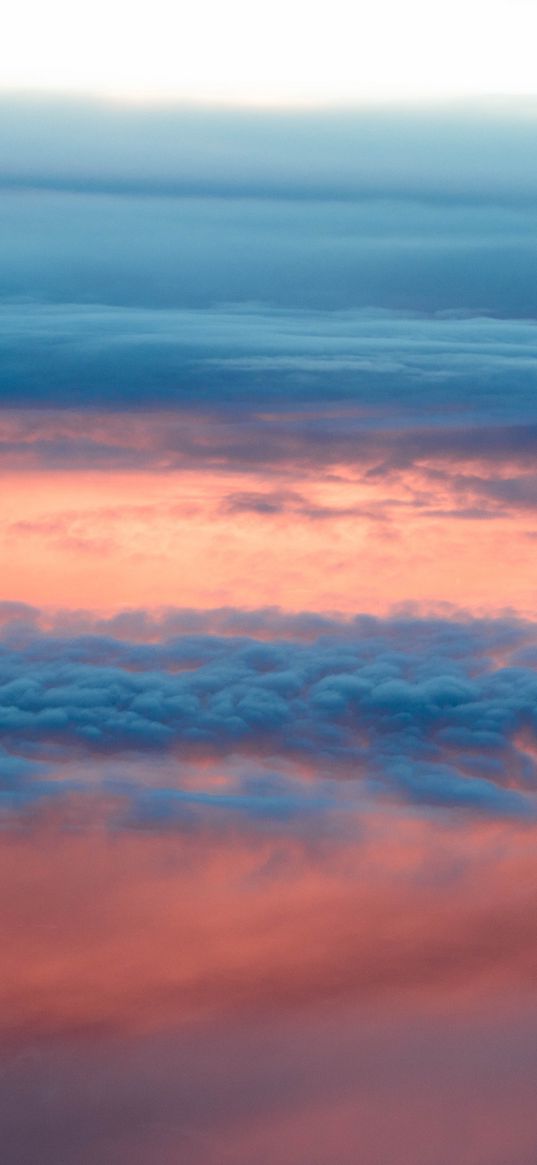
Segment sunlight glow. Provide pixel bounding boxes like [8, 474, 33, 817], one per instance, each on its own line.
[2, 0, 537, 105]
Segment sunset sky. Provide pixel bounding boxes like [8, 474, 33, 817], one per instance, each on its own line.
[2, 5, 537, 1163]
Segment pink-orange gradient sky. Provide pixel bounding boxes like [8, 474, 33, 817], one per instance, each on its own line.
[2, 407, 537, 614]
[2, 99, 537, 1163]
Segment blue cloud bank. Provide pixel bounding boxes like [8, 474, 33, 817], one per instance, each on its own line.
[1, 98, 537, 430]
[1, 610, 536, 819]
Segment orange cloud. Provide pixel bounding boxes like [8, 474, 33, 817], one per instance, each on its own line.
[1, 466, 536, 616]
[2, 802, 537, 1045]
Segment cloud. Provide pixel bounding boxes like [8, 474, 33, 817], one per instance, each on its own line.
[3, 98, 537, 204]
[221, 489, 377, 521]
[2, 93, 537, 1165]
[3, 1009, 537, 1165]
[1, 613, 537, 817]
[3, 792, 537, 1048]
[1, 304, 537, 427]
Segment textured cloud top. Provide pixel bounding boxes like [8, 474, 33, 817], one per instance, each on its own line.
[1, 610, 537, 819]
[2, 94, 537, 1165]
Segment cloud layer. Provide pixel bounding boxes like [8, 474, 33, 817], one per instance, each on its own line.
[4, 99, 537, 202]
[2, 96, 537, 1165]
[1, 612, 537, 818]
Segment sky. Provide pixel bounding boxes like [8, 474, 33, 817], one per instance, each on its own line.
[3, 0, 537, 102]
[2, 5, 537, 1163]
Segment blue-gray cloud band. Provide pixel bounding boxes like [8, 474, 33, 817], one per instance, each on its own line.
[3, 98, 537, 204]
[1, 305, 537, 424]
[1, 612, 537, 819]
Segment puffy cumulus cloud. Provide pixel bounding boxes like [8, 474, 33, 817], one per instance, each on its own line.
[1, 613, 537, 817]
[0, 601, 352, 641]
[1, 600, 532, 648]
